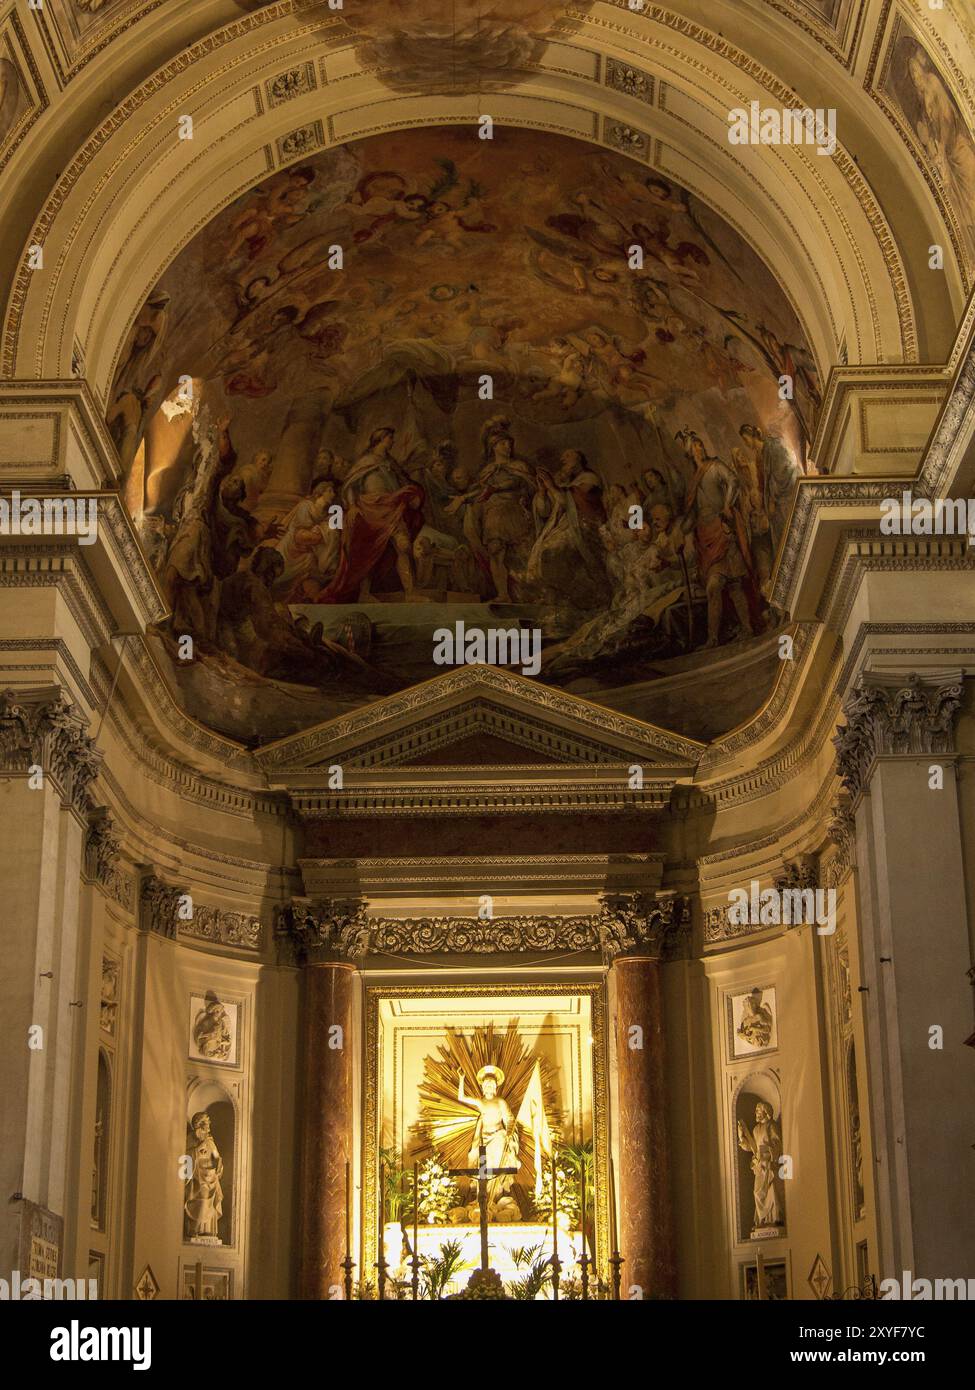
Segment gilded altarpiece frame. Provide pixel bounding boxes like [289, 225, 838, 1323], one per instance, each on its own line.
[362, 981, 610, 1287]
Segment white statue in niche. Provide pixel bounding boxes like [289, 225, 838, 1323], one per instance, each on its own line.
[737, 1100, 784, 1234]
[184, 1111, 225, 1242]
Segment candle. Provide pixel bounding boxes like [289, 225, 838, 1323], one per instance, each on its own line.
[345, 1158, 351, 1255]
[413, 1160, 419, 1250]
[379, 1160, 385, 1241]
[609, 1157, 619, 1252]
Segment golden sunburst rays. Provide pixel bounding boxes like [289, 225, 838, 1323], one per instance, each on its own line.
[413, 1021, 562, 1201]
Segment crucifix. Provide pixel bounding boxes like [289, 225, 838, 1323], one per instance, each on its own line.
[449, 1144, 518, 1273]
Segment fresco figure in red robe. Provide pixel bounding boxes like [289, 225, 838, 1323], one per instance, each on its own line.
[317, 427, 423, 602]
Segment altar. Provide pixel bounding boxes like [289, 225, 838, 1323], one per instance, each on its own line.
[382, 1223, 584, 1298]
[359, 984, 610, 1300]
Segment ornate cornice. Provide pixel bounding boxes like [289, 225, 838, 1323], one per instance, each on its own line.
[0, 685, 101, 815]
[275, 891, 689, 965]
[833, 670, 963, 801]
[916, 337, 975, 500]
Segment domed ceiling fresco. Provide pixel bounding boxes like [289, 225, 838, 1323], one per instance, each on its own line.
[113, 126, 820, 745]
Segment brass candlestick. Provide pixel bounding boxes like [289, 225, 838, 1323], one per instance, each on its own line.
[579, 1161, 591, 1301]
[375, 1159, 389, 1300]
[550, 1152, 561, 1301]
[608, 1157, 624, 1301]
[410, 1160, 420, 1302]
[342, 1159, 356, 1301]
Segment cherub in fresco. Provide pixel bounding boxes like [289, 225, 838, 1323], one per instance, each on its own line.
[413, 198, 497, 249]
[531, 336, 586, 407]
[342, 174, 430, 242]
[632, 216, 711, 285]
[546, 194, 628, 259]
[687, 325, 751, 392]
[525, 228, 621, 303]
[602, 166, 745, 284]
[569, 327, 663, 400]
[222, 167, 317, 262]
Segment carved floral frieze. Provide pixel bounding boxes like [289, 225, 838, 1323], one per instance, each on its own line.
[276, 891, 689, 964]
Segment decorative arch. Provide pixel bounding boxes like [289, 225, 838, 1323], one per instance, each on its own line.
[2, 0, 959, 395]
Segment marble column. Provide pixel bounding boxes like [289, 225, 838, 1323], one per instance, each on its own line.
[0, 689, 101, 1278]
[834, 669, 975, 1281]
[297, 958, 357, 1300]
[603, 894, 683, 1298]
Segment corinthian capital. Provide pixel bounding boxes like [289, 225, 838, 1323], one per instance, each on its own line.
[833, 670, 962, 801]
[0, 686, 101, 814]
[275, 897, 370, 965]
[597, 891, 690, 964]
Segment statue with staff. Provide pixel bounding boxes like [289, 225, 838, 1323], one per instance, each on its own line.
[456, 1065, 520, 1215]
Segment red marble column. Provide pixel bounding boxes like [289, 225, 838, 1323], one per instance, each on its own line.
[613, 954, 676, 1297]
[298, 961, 356, 1299]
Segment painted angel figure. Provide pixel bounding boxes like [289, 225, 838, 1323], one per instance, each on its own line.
[737, 1101, 784, 1231]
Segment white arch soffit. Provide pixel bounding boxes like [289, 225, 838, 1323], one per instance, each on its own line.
[0, 6, 926, 392]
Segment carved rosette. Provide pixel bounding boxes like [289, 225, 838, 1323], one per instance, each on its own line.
[833, 671, 962, 801]
[0, 687, 102, 814]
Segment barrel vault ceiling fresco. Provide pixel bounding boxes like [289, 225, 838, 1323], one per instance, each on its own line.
[113, 125, 819, 744]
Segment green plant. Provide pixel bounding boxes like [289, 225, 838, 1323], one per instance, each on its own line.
[379, 1147, 411, 1224]
[421, 1238, 472, 1300]
[505, 1243, 553, 1301]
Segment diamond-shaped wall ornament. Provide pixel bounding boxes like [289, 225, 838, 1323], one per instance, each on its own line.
[135, 1265, 159, 1300]
[807, 1253, 832, 1300]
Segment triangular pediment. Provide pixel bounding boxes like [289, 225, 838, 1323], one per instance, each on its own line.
[255, 666, 703, 775]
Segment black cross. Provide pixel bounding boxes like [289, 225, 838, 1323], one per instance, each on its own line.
[449, 1143, 518, 1272]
